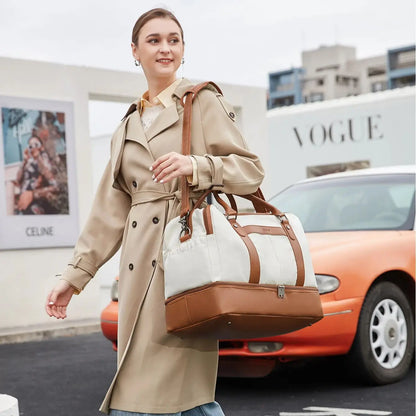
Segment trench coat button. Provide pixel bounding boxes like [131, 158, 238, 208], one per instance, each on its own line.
[152, 217, 159, 224]
[229, 112, 235, 119]
[132, 221, 137, 228]
[132, 180, 138, 188]
[152, 259, 156, 267]
[129, 263, 134, 270]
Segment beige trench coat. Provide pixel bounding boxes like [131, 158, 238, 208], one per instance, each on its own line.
[61, 79, 264, 414]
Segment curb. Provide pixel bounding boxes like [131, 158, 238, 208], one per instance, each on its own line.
[0, 320, 101, 345]
[0, 394, 19, 415]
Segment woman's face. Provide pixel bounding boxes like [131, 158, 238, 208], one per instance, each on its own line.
[131, 17, 184, 84]
[28, 137, 42, 157]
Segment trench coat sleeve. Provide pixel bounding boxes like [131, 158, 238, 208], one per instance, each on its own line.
[191, 89, 264, 194]
[60, 161, 131, 293]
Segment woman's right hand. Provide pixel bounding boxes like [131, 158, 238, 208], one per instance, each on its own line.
[45, 280, 75, 319]
[17, 190, 34, 211]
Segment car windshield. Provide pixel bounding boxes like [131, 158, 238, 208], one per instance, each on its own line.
[269, 173, 415, 232]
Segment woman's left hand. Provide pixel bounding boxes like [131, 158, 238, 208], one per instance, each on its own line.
[150, 152, 192, 183]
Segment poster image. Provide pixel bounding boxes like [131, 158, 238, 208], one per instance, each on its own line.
[0, 96, 78, 249]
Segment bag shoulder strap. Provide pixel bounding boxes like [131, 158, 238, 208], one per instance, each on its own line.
[180, 81, 223, 157]
[179, 81, 222, 217]
[179, 81, 267, 221]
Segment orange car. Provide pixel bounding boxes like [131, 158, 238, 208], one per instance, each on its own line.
[101, 165, 415, 384]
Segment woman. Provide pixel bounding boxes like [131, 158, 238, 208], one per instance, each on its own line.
[15, 135, 59, 214]
[45, 8, 264, 416]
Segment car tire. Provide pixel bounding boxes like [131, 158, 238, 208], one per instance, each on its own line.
[348, 281, 414, 385]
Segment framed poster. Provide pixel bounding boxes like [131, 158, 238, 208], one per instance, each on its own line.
[0, 96, 78, 249]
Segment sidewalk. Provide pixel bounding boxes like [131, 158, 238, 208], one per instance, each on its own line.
[0, 318, 100, 344]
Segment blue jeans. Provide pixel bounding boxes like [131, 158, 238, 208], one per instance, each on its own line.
[109, 401, 225, 416]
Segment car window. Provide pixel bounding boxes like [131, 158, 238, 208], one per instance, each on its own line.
[270, 173, 415, 232]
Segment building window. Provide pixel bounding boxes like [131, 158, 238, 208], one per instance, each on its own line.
[336, 75, 358, 87]
[371, 81, 387, 92]
[368, 66, 386, 77]
[271, 96, 295, 108]
[317, 78, 324, 86]
[310, 92, 324, 102]
[274, 73, 295, 92]
[316, 65, 339, 72]
[279, 73, 294, 84]
[392, 75, 416, 88]
[396, 50, 416, 69]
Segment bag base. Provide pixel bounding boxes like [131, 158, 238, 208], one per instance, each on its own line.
[165, 282, 323, 339]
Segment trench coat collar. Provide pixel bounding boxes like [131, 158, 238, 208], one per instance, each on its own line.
[111, 79, 196, 182]
[125, 79, 195, 144]
[145, 78, 195, 142]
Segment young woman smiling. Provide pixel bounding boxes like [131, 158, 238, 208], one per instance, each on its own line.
[45, 8, 264, 416]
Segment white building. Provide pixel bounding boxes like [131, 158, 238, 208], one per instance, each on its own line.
[267, 86, 415, 194]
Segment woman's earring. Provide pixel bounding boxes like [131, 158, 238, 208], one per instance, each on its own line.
[180, 57, 185, 78]
[134, 59, 140, 67]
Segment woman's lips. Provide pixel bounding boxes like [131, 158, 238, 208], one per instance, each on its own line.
[157, 59, 173, 64]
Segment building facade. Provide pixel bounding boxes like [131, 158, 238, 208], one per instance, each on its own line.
[0, 57, 269, 337]
[268, 44, 415, 109]
[267, 86, 415, 193]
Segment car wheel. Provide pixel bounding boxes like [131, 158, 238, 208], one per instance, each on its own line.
[348, 281, 414, 384]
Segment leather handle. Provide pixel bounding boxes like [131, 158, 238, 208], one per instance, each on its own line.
[213, 193, 237, 216]
[225, 189, 268, 214]
[213, 192, 285, 217]
[179, 81, 223, 220]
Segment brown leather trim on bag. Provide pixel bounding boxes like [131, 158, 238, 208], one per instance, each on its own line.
[203, 205, 213, 235]
[224, 189, 268, 214]
[213, 192, 237, 217]
[165, 281, 323, 339]
[238, 225, 286, 236]
[251, 188, 269, 213]
[280, 219, 305, 287]
[229, 219, 260, 284]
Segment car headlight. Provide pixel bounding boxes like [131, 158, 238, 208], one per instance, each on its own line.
[111, 280, 119, 301]
[315, 274, 339, 294]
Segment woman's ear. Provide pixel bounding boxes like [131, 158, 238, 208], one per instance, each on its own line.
[131, 42, 139, 62]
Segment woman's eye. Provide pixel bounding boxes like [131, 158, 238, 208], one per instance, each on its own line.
[169, 38, 179, 44]
[148, 39, 158, 44]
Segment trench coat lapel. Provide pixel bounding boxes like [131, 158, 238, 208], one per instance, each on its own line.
[145, 78, 195, 142]
[110, 79, 194, 183]
[110, 118, 127, 182]
[111, 110, 150, 182]
[145, 103, 179, 143]
[126, 110, 149, 149]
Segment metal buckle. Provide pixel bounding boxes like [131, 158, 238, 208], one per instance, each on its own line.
[278, 285, 285, 299]
[277, 214, 292, 231]
[179, 213, 190, 237]
[226, 213, 237, 220]
[277, 214, 289, 223]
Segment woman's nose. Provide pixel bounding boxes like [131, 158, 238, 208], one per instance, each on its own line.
[159, 40, 170, 53]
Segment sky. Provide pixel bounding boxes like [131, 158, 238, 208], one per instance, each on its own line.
[0, 0, 415, 88]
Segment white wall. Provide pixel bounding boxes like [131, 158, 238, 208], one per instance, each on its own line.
[267, 86, 415, 194]
[0, 57, 268, 333]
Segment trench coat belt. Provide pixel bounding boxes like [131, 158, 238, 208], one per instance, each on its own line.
[130, 189, 203, 206]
